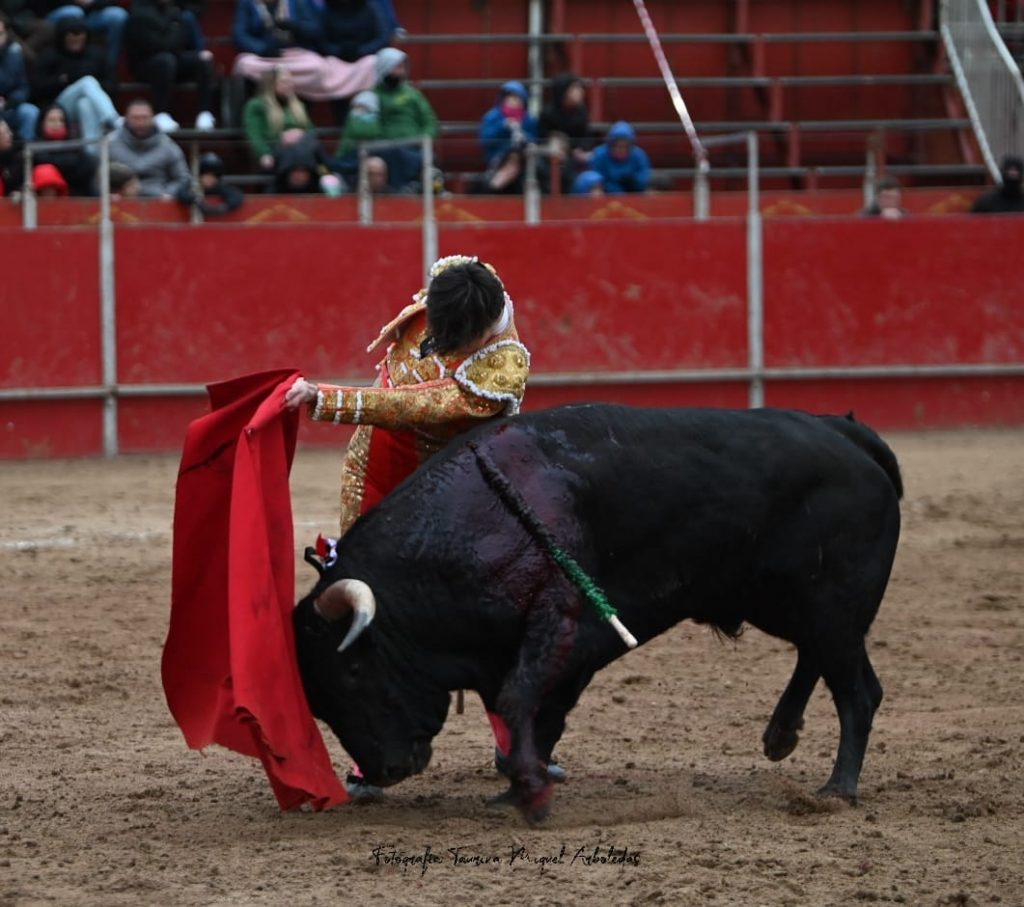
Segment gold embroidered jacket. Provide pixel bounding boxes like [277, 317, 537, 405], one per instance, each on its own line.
[309, 297, 530, 532]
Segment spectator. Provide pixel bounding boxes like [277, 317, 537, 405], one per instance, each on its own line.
[469, 145, 528, 194]
[108, 159, 140, 198]
[44, 0, 127, 73]
[589, 120, 650, 194]
[361, 152, 388, 192]
[31, 18, 117, 145]
[971, 154, 1024, 214]
[232, 0, 319, 58]
[242, 65, 320, 171]
[863, 175, 907, 219]
[176, 150, 243, 216]
[108, 97, 190, 197]
[239, 70, 336, 196]
[539, 72, 594, 172]
[124, 0, 217, 132]
[32, 159, 67, 194]
[0, 14, 39, 139]
[364, 47, 436, 191]
[271, 132, 328, 193]
[571, 169, 603, 196]
[319, 0, 392, 63]
[0, 115, 24, 194]
[1, 0, 55, 61]
[333, 87, 377, 177]
[479, 79, 537, 168]
[32, 101, 96, 193]
[231, 0, 377, 110]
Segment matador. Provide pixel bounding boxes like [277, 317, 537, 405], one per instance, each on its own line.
[286, 254, 530, 535]
[285, 255, 564, 799]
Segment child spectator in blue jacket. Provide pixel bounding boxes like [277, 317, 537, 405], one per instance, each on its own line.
[479, 80, 538, 167]
[589, 120, 650, 194]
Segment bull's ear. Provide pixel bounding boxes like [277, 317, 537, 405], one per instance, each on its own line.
[304, 547, 325, 577]
[314, 579, 377, 653]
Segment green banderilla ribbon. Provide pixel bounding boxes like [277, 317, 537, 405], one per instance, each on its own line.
[469, 441, 638, 649]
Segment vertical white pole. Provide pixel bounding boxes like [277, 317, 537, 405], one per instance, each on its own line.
[421, 137, 437, 284]
[527, 0, 544, 117]
[524, 145, 540, 224]
[99, 135, 119, 455]
[746, 131, 764, 410]
[358, 145, 373, 224]
[694, 157, 710, 219]
[22, 145, 36, 229]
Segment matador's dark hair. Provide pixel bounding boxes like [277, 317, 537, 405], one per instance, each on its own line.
[424, 261, 506, 355]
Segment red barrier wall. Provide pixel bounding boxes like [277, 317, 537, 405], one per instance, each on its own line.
[1, 216, 1022, 458]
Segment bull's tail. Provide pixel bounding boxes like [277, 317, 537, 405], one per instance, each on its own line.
[819, 412, 904, 499]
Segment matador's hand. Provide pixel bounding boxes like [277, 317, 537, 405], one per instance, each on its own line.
[284, 377, 319, 410]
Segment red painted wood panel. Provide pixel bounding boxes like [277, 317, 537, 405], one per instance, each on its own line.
[765, 376, 1024, 430]
[0, 229, 101, 388]
[113, 225, 423, 384]
[0, 400, 104, 458]
[435, 219, 749, 371]
[763, 216, 1024, 368]
[2, 213, 1023, 457]
[0, 190, 981, 229]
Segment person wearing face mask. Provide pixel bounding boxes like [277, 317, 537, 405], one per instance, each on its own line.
[108, 97, 190, 198]
[971, 155, 1024, 214]
[588, 120, 650, 195]
[32, 102, 97, 194]
[475, 80, 539, 194]
[350, 47, 436, 191]
[479, 80, 538, 167]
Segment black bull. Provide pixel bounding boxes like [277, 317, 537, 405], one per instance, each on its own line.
[294, 404, 902, 821]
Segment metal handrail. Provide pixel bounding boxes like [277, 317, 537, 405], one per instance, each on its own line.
[7, 362, 1023, 403]
[397, 30, 940, 46]
[940, 0, 1024, 180]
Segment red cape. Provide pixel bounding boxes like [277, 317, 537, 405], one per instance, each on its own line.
[162, 369, 348, 810]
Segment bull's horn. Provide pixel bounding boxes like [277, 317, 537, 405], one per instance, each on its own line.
[314, 579, 377, 653]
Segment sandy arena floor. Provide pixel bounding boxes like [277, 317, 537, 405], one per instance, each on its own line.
[1, 428, 1023, 906]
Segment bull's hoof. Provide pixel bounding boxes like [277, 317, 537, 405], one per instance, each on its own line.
[520, 784, 554, 826]
[762, 723, 801, 762]
[816, 781, 858, 804]
[485, 787, 518, 810]
[345, 774, 384, 804]
[495, 748, 567, 783]
[524, 800, 551, 827]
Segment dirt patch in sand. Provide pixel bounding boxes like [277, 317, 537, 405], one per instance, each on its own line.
[1, 430, 1023, 906]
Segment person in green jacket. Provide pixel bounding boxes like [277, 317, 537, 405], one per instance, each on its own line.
[242, 65, 319, 172]
[335, 47, 438, 192]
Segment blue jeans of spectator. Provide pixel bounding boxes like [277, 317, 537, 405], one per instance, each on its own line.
[56, 75, 118, 147]
[1, 103, 40, 141]
[48, 5, 128, 71]
[380, 146, 422, 191]
[180, 9, 206, 51]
